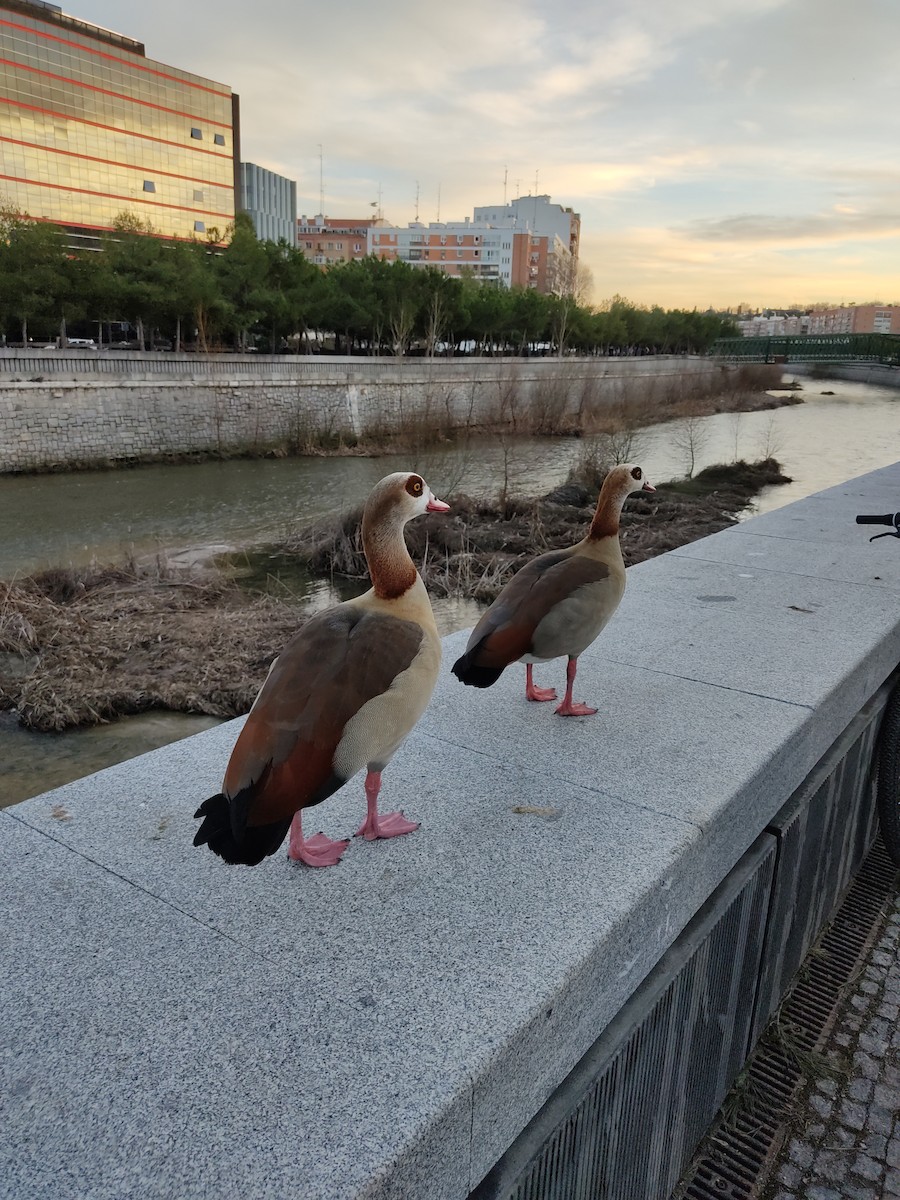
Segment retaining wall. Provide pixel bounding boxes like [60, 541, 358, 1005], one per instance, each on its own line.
[786, 361, 900, 389]
[3, 463, 899, 1199]
[0, 355, 762, 472]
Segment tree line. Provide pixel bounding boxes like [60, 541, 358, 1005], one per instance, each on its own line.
[0, 206, 738, 356]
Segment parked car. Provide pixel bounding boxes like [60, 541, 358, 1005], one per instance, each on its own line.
[66, 338, 97, 349]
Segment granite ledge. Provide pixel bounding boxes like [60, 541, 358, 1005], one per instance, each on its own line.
[3, 462, 900, 1198]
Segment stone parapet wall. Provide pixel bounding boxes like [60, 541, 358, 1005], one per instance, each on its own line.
[2, 464, 899, 1199]
[0, 357, 748, 473]
[0, 350, 718, 383]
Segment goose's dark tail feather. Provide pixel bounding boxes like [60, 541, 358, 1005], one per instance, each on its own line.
[451, 649, 503, 689]
[193, 793, 291, 866]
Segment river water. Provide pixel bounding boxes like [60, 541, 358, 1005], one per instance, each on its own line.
[2, 375, 898, 805]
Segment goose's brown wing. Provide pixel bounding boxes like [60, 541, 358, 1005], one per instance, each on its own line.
[224, 606, 423, 831]
[461, 547, 610, 670]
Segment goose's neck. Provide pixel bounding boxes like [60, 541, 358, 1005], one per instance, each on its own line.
[588, 482, 626, 540]
[363, 514, 417, 600]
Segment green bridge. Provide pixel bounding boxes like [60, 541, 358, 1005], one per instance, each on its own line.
[711, 332, 900, 365]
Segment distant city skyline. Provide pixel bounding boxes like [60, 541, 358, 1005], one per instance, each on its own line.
[65, 0, 900, 309]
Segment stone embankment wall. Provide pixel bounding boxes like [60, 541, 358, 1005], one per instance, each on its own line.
[786, 361, 899, 389]
[0, 354, 763, 473]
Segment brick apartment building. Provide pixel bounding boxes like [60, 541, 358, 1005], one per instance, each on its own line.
[297, 194, 581, 297]
[807, 305, 898, 335]
[296, 215, 387, 266]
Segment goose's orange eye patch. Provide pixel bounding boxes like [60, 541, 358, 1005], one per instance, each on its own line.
[406, 476, 424, 497]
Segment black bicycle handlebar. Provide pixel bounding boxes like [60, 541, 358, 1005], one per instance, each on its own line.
[856, 511, 900, 541]
[856, 513, 899, 526]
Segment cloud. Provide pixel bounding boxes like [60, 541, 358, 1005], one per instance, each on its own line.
[676, 211, 900, 246]
[72, 0, 900, 306]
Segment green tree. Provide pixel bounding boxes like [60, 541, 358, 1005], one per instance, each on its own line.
[417, 268, 461, 356]
[317, 259, 380, 353]
[180, 239, 230, 351]
[508, 287, 551, 355]
[0, 204, 64, 345]
[103, 213, 167, 349]
[215, 212, 271, 350]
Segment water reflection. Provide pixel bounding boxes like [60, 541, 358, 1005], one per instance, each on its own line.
[1, 710, 222, 808]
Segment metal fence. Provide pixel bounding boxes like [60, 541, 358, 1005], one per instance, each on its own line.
[0, 350, 712, 383]
[469, 676, 893, 1200]
[712, 333, 900, 365]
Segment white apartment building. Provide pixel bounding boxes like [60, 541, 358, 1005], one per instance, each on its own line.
[473, 194, 581, 261]
[368, 219, 520, 286]
[738, 313, 810, 337]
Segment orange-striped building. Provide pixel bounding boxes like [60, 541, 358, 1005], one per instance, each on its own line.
[0, 0, 239, 248]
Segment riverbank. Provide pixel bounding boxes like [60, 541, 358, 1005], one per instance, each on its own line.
[0, 358, 785, 474]
[0, 459, 790, 733]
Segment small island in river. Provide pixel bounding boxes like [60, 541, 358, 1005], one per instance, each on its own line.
[0, 458, 790, 733]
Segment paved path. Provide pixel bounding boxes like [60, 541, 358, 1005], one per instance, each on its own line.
[765, 892, 900, 1199]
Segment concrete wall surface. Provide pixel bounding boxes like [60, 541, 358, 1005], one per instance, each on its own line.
[786, 361, 900, 389]
[0, 356, 749, 473]
[2, 463, 900, 1199]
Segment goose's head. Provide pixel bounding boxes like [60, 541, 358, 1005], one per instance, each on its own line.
[363, 472, 450, 535]
[605, 463, 656, 500]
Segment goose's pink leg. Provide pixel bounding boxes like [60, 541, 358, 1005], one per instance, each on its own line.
[525, 663, 557, 702]
[555, 657, 597, 717]
[355, 770, 419, 840]
[288, 810, 349, 867]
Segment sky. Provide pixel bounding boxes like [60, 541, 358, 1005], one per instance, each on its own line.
[75, 0, 899, 311]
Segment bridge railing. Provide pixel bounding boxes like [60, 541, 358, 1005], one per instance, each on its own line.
[712, 332, 900, 365]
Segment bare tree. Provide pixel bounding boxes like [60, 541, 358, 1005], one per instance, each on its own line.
[601, 423, 648, 466]
[549, 256, 594, 358]
[423, 286, 449, 358]
[672, 410, 711, 478]
[756, 411, 783, 461]
[729, 410, 743, 462]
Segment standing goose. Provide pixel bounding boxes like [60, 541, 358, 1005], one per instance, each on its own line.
[452, 464, 654, 716]
[194, 472, 450, 867]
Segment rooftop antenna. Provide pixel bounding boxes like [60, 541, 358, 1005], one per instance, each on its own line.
[414, 180, 420, 222]
[503, 165, 508, 206]
[318, 143, 325, 220]
[436, 182, 441, 223]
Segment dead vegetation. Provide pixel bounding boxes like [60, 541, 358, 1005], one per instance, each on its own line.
[0, 559, 304, 731]
[290, 457, 792, 603]
[0, 457, 790, 733]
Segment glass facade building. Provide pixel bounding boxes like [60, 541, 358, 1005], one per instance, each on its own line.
[0, 0, 238, 246]
[240, 162, 296, 245]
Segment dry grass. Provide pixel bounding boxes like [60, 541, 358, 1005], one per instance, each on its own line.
[0, 559, 305, 731]
[1, 455, 791, 733]
[292, 457, 792, 604]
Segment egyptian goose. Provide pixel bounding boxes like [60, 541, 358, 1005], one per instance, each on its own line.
[194, 472, 450, 867]
[452, 464, 654, 716]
